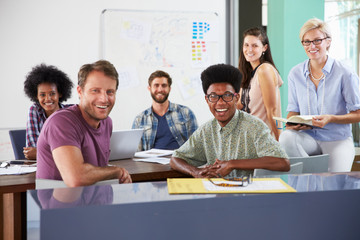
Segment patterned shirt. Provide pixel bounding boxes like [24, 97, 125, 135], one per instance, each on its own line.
[173, 110, 288, 178]
[26, 103, 72, 147]
[132, 101, 198, 151]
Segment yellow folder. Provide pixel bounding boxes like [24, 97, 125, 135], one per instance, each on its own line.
[167, 178, 296, 194]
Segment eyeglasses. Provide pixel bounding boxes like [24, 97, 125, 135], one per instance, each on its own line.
[208, 175, 253, 187]
[301, 37, 329, 46]
[206, 92, 237, 103]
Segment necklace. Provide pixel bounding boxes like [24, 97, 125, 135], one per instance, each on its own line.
[308, 61, 324, 81]
[307, 70, 326, 115]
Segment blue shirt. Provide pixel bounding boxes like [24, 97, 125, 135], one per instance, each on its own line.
[153, 112, 180, 150]
[287, 56, 360, 141]
[132, 101, 198, 151]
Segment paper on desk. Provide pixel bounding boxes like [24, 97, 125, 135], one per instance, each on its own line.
[134, 148, 174, 158]
[167, 178, 296, 194]
[133, 157, 170, 165]
[0, 165, 37, 175]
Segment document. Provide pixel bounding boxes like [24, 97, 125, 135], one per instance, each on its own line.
[134, 148, 174, 158]
[0, 164, 37, 175]
[133, 157, 170, 165]
[167, 178, 296, 194]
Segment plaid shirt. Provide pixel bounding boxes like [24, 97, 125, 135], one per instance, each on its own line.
[132, 102, 198, 151]
[26, 103, 71, 147]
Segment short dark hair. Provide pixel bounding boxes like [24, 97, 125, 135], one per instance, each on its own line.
[148, 70, 172, 87]
[201, 64, 242, 94]
[78, 60, 119, 89]
[23, 64, 73, 103]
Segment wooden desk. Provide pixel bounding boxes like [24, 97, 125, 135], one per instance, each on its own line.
[110, 159, 187, 182]
[0, 159, 187, 240]
[351, 147, 360, 171]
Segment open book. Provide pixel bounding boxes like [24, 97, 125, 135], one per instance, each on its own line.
[273, 115, 317, 128]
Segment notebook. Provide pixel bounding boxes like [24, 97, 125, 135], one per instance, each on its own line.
[109, 129, 144, 161]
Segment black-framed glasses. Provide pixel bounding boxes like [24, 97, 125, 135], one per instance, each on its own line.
[206, 92, 237, 103]
[301, 37, 329, 46]
[208, 175, 253, 187]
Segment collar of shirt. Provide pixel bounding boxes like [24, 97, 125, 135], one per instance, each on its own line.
[146, 101, 173, 116]
[34, 102, 47, 119]
[303, 55, 335, 80]
[215, 109, 240, 134]
[35, 102, 66, 119]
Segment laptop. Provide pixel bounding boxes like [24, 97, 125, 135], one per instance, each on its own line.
[109, 129, 144, 160]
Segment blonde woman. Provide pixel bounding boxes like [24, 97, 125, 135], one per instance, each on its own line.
[279, 18, 360, 172]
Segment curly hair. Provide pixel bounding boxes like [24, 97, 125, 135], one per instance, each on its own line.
[24, 64, 73, 103]
[201, 64, 242, 94]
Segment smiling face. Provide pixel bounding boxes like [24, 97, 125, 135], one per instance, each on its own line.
[205, 82, 239, 127]
[243, 35, 267, 68]
[302, 28, 331, 62]
[37, 82, 61, 117]
[77, 70, 117, 128]
[148, 77, 171, 104]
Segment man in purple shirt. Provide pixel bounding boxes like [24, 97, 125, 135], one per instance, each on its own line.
[36, 60, 131, 187]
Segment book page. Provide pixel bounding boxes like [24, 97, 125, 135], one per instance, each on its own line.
[288, 115, 315, 125]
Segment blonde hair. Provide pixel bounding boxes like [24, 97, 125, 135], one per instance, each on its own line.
[300, 18, 332, 50]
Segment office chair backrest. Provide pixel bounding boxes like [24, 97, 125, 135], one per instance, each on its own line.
[253, 162, 303, 176]
[289, 154, 329, 173]
[8, 129, 26, 160]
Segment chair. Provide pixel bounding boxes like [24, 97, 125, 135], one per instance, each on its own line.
[289, 154, 329, 173]
[8, 129, 26, 160]
[253, 162, 303, 176]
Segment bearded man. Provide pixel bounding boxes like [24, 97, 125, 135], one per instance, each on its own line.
[132, 70, 198, 151]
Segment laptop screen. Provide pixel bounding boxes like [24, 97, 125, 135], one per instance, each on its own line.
[109, 129, 143, 160]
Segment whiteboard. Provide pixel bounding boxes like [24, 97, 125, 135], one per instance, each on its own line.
[101, 9, 225, 130]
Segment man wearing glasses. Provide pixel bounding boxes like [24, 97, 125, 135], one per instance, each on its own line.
[170, 64, 289, 178]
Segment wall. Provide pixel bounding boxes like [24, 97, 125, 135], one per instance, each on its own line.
[0, 0, 227, 130]
[267, 0, 324, 118]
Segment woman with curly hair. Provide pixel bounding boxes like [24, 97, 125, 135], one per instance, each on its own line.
[23, 64, 73, 159]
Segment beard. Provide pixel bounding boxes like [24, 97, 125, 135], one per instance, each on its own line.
[151, 92, 169, 104]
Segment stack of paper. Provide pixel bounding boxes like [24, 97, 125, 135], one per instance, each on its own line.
[0, 165, 37, 175]
[133, 149, 174, 165]
[134, 149, 174, 158]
